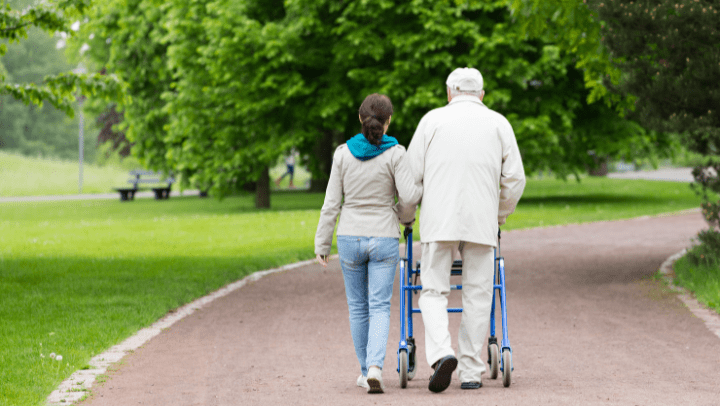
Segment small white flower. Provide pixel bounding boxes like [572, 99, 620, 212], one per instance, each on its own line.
[56, 355, 63, 361]
[40, 354, 45, 358]
[71, 21, 80, 31]
[50, 353, 56, 359]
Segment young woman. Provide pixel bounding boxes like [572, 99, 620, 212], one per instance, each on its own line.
[314, 93, 421, 393]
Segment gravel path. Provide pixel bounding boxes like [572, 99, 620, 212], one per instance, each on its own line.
[0, 190, 201, 203]
[607, 167, 694, 182]
[77, 212, 720, 406]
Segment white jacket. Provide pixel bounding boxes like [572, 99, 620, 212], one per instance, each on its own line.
[314, 144, 421, 256]
[403, 95, 526, 246]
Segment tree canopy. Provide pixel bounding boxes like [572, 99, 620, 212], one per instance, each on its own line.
[0, 0, 124, 117]
[77, 0, 672, 206]
[592, 0, 720, 155]
[0, 1, 79, 158]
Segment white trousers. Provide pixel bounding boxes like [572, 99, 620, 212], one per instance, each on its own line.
[418, 241, 494, 383]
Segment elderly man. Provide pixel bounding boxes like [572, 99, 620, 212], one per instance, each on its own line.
[402, 67, 525, 392]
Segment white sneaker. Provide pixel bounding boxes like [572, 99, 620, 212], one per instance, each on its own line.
[366, 366, 384, 394]
[356, 375, 369, 389]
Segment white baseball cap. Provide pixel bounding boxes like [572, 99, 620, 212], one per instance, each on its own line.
[446, 67, 484, 92]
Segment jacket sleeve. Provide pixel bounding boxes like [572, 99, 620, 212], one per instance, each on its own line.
[401, 114, 429, 204]
[393, 147, 422, 225]
[498, 118, 526, 225]
[406, 115, 428, 186]
[314, 147, 344, 256]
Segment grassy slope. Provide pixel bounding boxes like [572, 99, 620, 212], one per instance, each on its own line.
[0, 150, 309, 197]
[672, 253, 720, 313]
[0, 151, 130, 196]
[505, 176, 699, 230]
[0, 177, 703, 405]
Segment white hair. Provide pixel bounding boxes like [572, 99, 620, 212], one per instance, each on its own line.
[447, 86, 483, 99]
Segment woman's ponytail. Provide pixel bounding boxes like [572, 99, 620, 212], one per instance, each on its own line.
[359, 94, 394, 146]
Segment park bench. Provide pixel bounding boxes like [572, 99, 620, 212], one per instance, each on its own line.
[115, 170, 175, 201]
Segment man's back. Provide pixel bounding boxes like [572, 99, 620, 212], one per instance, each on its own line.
[404, 95, 525, 247]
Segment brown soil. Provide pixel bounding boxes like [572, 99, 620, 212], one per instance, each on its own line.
[82, 212, 720, 406]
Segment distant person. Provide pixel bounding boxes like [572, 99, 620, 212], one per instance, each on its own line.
[275, 150, 296, 188]
[402, 67, 525, 392]
[314, 93, 421, 394]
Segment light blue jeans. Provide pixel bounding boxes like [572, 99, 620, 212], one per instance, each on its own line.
[337, 235, 399, 376]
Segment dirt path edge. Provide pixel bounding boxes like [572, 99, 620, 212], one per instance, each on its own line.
[45, 256, 323, 405]
[658, 249, 720, 341]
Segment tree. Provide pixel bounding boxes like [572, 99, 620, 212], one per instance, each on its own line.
[79, 0, 669, 208]
[0, 0, 123, 124]
[592, 0, 720, 155]
[292, 0, 669, 177]
[68, 0, 173, 171]
[594, 0, 720, 239]
[0, 0, 79, 159]
[513, 0, 720, 250]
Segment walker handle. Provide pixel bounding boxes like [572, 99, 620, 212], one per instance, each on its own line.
[404, 226, 412, 241]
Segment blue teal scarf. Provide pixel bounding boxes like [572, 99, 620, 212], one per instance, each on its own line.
[346, 133, 398, 161]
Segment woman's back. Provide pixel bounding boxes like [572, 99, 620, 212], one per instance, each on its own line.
[337, 143, 407, 235]
[315, 143, 414, 255]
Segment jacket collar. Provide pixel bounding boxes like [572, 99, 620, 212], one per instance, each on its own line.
[448, 94, 486, 107]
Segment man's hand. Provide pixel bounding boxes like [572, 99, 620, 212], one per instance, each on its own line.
[316, 254, 329, 267]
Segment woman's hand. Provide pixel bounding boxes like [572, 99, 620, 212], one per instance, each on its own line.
[316, 254, 329, 267]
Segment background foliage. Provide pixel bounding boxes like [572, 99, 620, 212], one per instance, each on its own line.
[74, 0, 674, 206]
[0, 0, 125, 161]
[0, 0, 80, 159]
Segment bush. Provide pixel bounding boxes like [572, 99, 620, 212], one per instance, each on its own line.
[691, 157, 720, 229]
[685, 229, 720, 268]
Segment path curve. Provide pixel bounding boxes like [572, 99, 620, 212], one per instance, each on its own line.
[77, 212, 720, 405]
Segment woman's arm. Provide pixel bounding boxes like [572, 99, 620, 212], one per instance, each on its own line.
[314, 147, 344, 256]
[394, 147, 422, 225]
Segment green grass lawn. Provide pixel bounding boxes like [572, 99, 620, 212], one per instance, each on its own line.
[0, 150, 310, 197]
[0, 177, 703, 405]
[0, 151, 132, 197]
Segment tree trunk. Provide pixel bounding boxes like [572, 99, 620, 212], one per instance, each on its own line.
[309, 130, 336, 192]
[588, 154, 609, 177]
[255, 166, 270, 208]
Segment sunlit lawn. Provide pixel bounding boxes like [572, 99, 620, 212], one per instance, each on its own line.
[0, 150, 312, 197]
[0, 177, 702, 405]
[0, 151, 130, 197]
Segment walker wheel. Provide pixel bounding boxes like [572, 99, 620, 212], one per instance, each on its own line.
[488, 343, 499, 379]
[399, 349, 408, 388]
[502, 350, 512, 387]
[407, 343, 417, 380]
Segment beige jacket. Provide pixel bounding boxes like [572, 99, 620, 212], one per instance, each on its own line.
[403, 95, 526, 247]
[314, 144, 421, 256]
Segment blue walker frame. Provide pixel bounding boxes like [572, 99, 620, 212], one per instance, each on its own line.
[396, 228, 513, 388]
